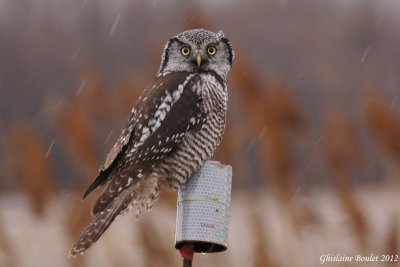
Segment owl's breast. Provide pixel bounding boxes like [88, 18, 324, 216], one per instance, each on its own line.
[194, 72, 228, 115]
[154, 71, 228, 189]
[190, 71, 228, 153]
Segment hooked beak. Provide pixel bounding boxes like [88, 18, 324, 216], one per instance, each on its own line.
[196, 53, 202, 67]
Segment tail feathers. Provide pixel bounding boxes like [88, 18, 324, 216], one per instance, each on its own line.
[70, 175, 161, 257]
[92, 173, 140, 216]
[82, 171, 108, 200]
[69, 188, 133, 257]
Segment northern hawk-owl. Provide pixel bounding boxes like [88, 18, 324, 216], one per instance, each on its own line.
[70, 29, 234, 256]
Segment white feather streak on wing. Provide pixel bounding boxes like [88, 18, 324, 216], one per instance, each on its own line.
[132, 73, 196, 150]
[96, 72, 182, 173]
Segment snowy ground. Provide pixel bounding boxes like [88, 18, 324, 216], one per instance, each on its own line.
[0, 187, 398, 267]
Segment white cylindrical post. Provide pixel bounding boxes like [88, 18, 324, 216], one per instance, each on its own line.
[175, 160, 232, 253]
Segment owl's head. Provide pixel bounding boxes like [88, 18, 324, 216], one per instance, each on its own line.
[158, 29, 234, 79]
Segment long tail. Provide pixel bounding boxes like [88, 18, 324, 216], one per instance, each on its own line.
[69, 188, 133, 257]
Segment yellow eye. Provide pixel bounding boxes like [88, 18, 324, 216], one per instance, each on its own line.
[181, 46, 191, 56]
[207, 46, 217, 56]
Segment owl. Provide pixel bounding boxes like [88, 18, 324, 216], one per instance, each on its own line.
[69, 29, 234, 256]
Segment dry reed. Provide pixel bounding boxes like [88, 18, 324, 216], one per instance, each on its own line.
[249, 200, 279, 267]
[56, 100, 99, 184]
[384, 218, 398, 266]
[364, 94, 400, 161]
[323, 111, 368, 249]
[8, 122, 55, 216]
[137, 218, 176, 267]
[0, 215, 13, 267]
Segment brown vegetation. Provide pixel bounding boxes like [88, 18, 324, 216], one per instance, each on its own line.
[1, 2, 399, 266]
[7, 122, 55, 216]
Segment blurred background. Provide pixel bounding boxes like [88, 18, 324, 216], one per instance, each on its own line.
[1, 0, 400, 266]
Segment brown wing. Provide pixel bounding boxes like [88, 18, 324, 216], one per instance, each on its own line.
[83, 71, 204, 203]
